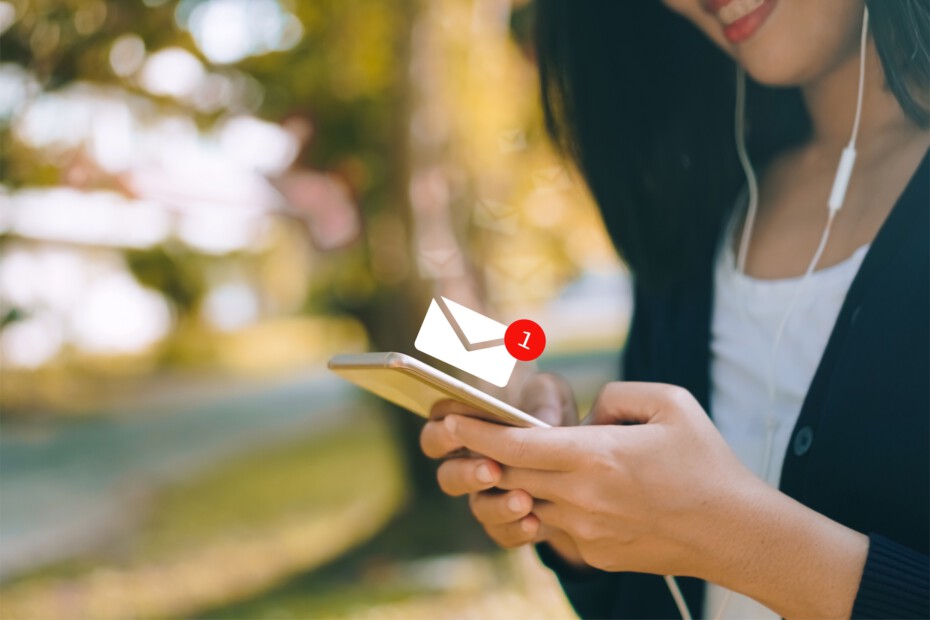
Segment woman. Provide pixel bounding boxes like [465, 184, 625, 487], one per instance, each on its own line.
[421, 1, 928, 618]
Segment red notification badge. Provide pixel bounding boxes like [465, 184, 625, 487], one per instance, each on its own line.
[504, 319, 547, 362]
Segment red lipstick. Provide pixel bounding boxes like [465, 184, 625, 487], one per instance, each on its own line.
[703, 0, 779, 44]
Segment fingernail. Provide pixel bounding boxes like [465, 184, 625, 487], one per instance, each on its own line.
[507, 494, 526, 513]
[444, 416, 457, 434]
[475, 462, 494, 484]
[520, 518, 536, 534]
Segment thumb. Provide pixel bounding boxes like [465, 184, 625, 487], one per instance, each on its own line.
[520, 373, 577, 427]
[582, 382, 690, 426]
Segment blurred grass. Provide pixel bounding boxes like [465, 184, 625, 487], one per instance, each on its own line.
[0, 409, 407, 620]
[206, 548, 576, 620]
[138, 418, 395, 559]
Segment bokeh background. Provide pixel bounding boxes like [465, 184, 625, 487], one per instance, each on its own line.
[0, 1, 630, 618]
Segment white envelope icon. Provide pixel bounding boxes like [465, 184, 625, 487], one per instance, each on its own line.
[414, 296, 517, 387]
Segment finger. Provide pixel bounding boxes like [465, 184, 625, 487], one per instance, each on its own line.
[584, 382, 695, 426]
[420, 420, 464, 459]
[444, 415, 578, 471]
[436, 457, 500, 496]
[521, 374, 579, 427]
[487, 514, 542, 548]
[553, 374, 581, 427]
[469, 489, 533, 526]
[531, 500, 577, 533]
[497, 467, 571, 502]
[520, 375, 564, 427]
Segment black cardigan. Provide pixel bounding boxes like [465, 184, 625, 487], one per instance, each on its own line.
[539, 152, 929, 619]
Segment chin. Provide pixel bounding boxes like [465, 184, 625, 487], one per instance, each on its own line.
[738, 53, 817, 87]
[730, 29, 836, 87]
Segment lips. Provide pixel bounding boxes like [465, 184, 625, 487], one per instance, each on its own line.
[703, 0, 778, 44]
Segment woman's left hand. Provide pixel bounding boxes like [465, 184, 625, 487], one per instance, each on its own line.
[443, 381, 762, 577]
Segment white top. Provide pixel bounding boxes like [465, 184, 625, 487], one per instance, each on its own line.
[702, 209, 869, 620]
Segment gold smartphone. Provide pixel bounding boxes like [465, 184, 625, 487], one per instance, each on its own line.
[327, 352, 549, 428]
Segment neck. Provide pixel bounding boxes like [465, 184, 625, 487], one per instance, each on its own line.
[802, 38, 914, 154]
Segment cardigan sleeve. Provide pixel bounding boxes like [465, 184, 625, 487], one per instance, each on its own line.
[851, 534, 929, 619]
[536, 542, 618, 619]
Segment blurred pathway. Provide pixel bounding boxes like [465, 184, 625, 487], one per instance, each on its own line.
[0, 369, 356, 580]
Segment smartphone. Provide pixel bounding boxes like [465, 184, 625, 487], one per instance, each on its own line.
[327, 352, 549, 428]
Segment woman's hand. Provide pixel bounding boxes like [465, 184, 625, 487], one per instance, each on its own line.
[444, 381, 869, 618]
[443, 381, 756, 575]
[419, 373, 585, 564]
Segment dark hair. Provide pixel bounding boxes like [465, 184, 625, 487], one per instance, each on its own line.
[535, 0, 929, 288]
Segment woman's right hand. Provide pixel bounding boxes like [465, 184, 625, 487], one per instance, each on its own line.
[420, 373, 587, 566]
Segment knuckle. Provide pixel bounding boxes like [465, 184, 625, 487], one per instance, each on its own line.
[665, 385, 695, 408]
[595, 381, 623, 407]
[593, 382, 611, 405]
[566, 480, 602, 511]
[574, 521, 600, 544]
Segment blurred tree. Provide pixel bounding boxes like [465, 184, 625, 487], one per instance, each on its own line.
[1, 0, 443, 497]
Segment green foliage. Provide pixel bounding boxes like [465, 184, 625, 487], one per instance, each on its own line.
[1, 0, 416, 327]
[125, 245, 207, 314]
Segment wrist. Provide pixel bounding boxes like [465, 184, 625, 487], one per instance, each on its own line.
[697, 476, 868, 618]
[685, 470, 770, 579]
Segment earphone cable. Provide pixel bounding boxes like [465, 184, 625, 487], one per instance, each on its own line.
[665, 574, 693, 620]
[734, 68, 759, 277]
[673, 8, 870, 619]
[849, 7, 869, 148]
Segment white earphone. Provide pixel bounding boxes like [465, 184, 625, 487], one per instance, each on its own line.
[664, 7, 870, 620]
